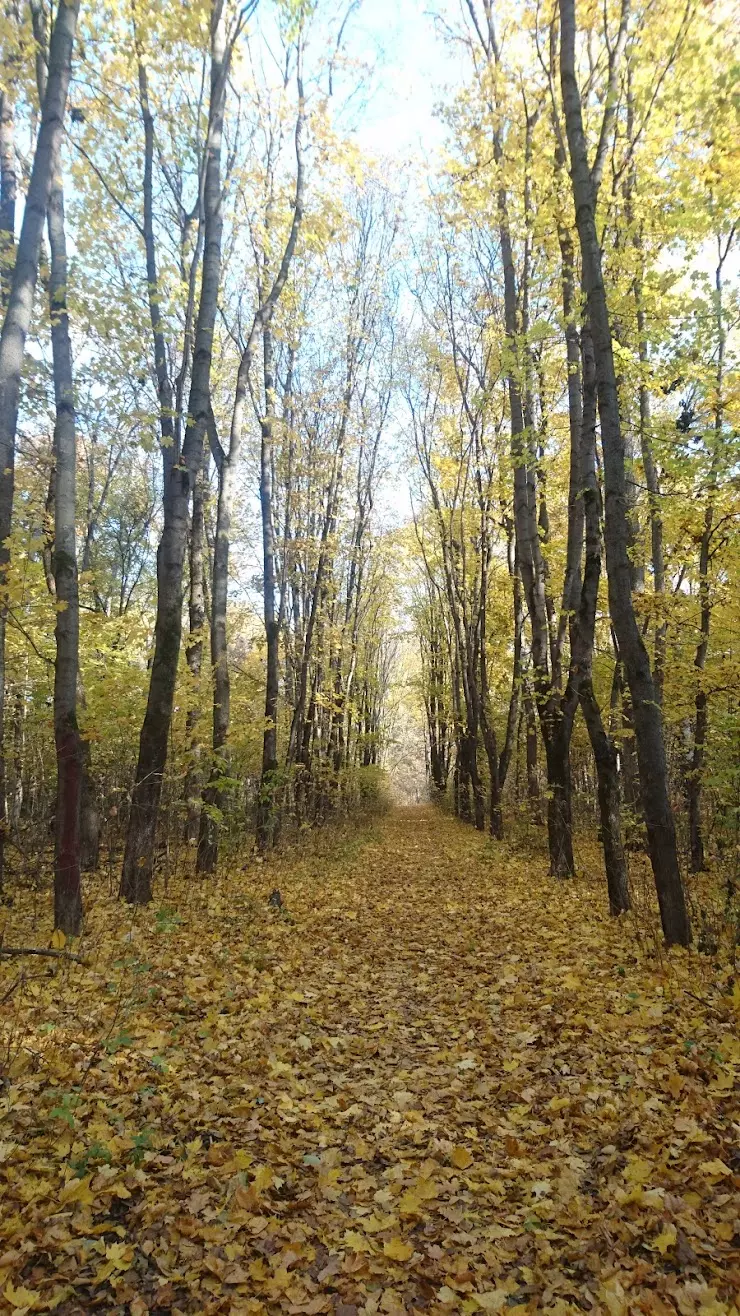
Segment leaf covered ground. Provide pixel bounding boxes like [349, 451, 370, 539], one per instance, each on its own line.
[0, 808, 738, 1316]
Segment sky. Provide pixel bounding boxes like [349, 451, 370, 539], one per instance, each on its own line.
[335, 0, 465, 165]
[322, 1, 471, 529]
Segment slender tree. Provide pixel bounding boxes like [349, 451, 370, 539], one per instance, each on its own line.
[121, 0, 236, 902]
[0, 0, 80, 898]
[30, 0, 84, 932]
[559, 0, 690, 945]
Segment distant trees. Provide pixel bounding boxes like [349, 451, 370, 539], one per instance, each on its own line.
[0, 0, 736, 950]
[0, 0, 397, 916]
[410, 0, 738, 944]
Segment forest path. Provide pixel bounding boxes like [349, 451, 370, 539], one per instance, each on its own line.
[1, 808, 738, 1314]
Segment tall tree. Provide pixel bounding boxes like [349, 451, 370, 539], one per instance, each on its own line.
[120, 0, 237, 902]
[0, 0, 80, 898]
[558, 0, 690, 945]
[31, 0, 84, 933]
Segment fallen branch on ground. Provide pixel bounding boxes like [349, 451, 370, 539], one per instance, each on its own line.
[0, 947, 87, 964]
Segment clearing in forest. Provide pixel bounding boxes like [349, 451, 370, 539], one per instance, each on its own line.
[0, 809, 738, 1315]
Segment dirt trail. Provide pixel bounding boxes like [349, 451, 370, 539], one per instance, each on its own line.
[0, 808, 738, 1314]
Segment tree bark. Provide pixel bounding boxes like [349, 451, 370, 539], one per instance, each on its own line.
[0, 77, 16, 891]
[0, 0, 79, 900]
[559, 0, 690, 945]
[580, 679, 629, 914]
[251, 69, 305, 850]
[31, 7, 85, 934]
[572, 319, 629, 911]
[49, 209, 83, 933]
[0, 85, 15, 305]
[255, 321, 282, 850]
[197, 422, 233, 871]
[121, 2, 228, 902]
[523, 685, 542, 822]
[686, 234, 730, 873]
[184, 466, 206, 845]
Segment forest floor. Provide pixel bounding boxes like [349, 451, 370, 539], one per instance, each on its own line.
[0, 807, 738, 1316]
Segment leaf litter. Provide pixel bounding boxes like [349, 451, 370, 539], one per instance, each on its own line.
[0, 808, 738, 1315]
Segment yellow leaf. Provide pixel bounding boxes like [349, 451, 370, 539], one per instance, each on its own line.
[343, 1230, 375, 1254]
[601, 1279, 628, 1316]
[363, 1214, 390, 1233]
[4, 1284, 40, 1312]
[474, 1291, 509, 1313]
[251, 1164, 274, 1194]
[437, 1288, 458, 1305]
[451, 1146, 474, 1170]
[380, 1291, 405, 1315]
[709, 1068, 735, 1092]
[399, 1178, 439, 1216]
[59, 1175, 95, 1206]
[700, 1159, 732, 1178]
[383, 1237, 414, 1261]
[623, 1157, 654, 1184]
[105, 1242, 134, 1269]
[51, 928, 66, 950]
[653, 1224, 677, 1255]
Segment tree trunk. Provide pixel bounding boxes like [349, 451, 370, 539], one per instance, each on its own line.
[0, 80, 16, 890]
[572, 318, 629, 911]
[198, 433, 234, 872]
[580, 679, 630, 914]
[0, 0, 79, 901]
[470, 741, 485, 831]
[524, 686, 542, 822]
[121, 2, 227, 902]
[184, 467, 206, 844]
[635, 290, 666, 699]
[497, 544, 522, 793]
[47, 110, 82, 935]
[79, 733, 100, 872]
[545, 730, 575, 876]
[0, 86, 16, 304]
[255, 321, 281, 851]
[559, 0, 690, 946]
[686, 236, 729, 874]
[30, 0, 84, 932]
